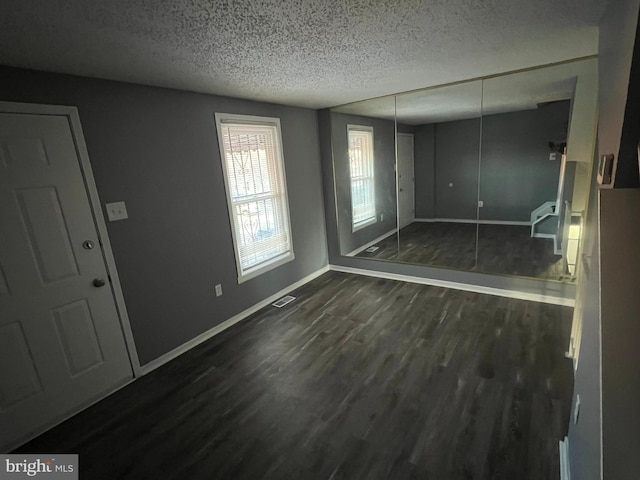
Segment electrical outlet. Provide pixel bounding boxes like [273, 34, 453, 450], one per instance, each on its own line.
[105, 201, 128, 222]
[215, 284, 223, 297]
[549, 152, 557, 161]
[380, 213, 384, 222]
[478, 200, 484, 208]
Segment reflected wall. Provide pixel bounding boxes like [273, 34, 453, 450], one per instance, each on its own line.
[395, 81, 482, 270]
[329, 58, 598, 284]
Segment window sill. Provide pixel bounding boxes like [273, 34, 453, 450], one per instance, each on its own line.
[237, 252, 295, 284]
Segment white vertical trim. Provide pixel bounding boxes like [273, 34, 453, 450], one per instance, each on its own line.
[559, 436, 571, 480]
[413, 217, 532, 226]
[0, 101, 142, 376]
[397, 132, 415, 229]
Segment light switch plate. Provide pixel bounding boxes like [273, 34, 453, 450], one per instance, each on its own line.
[105, 201, 128, 221]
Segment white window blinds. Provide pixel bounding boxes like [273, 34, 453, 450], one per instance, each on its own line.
[348, 125, 376, 231]
[215, 114, 294, 283]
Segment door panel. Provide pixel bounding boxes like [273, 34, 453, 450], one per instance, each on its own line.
[16, 186, 80, 283]
[52, 300, 104, 376]
[0, 322, 42, 410]
[0, 137, 50, 167]
[0, 112, 133, 449]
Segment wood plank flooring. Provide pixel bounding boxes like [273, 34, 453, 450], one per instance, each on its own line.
[356, 222, 568, 282]
[15, 272, 574, 479]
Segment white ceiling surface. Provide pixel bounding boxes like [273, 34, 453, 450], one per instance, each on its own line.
[336, 59, 593, 125]
[0, 0, 607, 109]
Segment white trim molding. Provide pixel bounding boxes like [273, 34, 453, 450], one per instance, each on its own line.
[346, 228, 397, 257]
[329, 265, 575, 307]
[140, 265, 331, 375]
[559, 436, 571, 480]
[414, 217, 531, 226]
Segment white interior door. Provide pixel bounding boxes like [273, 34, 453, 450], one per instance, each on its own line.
[0, 111, 133, 450]
[397, 133, 415, 229]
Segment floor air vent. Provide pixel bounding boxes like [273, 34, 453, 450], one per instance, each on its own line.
[272, 295, 296, 308]
[365, 246, 379, 253]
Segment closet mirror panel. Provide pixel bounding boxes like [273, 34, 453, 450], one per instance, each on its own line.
[395, 81, 483, 270]
[331, 96, 399, 259]
[476, 59, 598, 282]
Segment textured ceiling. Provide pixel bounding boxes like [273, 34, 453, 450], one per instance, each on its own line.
[0, 0, 608, 108]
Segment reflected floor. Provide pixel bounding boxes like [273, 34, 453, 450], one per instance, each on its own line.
[355, 222, 568, 281]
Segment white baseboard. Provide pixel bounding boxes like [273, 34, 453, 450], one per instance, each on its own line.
[140, 265, 331, 375]
[559, 436, 571, 480]
[346, 228, 397, 257]
[414, 217, 531, 226]
[329, 265, 574, 307]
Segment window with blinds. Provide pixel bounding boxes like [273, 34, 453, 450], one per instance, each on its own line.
[347, 125, 376, 231]
[215, 113, 294, 283]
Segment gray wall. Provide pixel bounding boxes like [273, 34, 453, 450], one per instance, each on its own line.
[600, 189, 640, 480]
[0, 66, 328, 366]
[599, 2, 640, 479]
[414, 124, 436, 218]
[568, 1, 640, 479]
[330, 112, 397, 255]
[479, 102, 569, 221]
[415, 102, 570, 222]
[434, 118, 481, 219]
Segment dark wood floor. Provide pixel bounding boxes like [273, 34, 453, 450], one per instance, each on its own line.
[16, 272, 574, 479]
[356, 222, 568, 281]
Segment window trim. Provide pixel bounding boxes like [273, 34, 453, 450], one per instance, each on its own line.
[347, 124, 377, 232]
[215, 112, 295, 284]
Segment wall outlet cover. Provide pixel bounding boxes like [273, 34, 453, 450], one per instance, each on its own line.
[105, 201, 128, 222]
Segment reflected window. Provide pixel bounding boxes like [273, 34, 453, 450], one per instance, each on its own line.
[348, 125, 376, 231]
[215, 113, 294, 283]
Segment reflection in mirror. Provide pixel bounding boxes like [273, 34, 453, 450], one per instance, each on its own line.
[394, 81, 483, 270]
[329, 59, 597, 285]
[476, 59, 597, 282]
[331, 96, 399, 258]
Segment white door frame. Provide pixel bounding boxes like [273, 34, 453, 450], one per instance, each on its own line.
[0, 101, 142, 376]
[397, 132, 415, 228]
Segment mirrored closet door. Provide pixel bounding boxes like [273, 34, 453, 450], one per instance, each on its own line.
[328, 58, 597, 285]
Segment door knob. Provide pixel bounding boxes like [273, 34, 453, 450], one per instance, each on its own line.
[92, 278, 106, 288]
